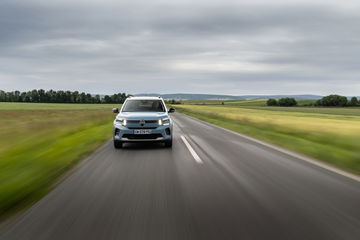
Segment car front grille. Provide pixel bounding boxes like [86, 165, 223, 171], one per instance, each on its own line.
[127, 127, 157, 129]
[122, 134, 163, 140]
[126, 119, 159, 129]
[127, 120, 158, 124]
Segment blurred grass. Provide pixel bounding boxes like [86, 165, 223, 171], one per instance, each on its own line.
[176, 104, 360, 174]
[182, 100, 360, 116]
[0, 103, 116, 218]
[241, 106, 360, 116]
[182, 99, 267, 106]
[181, 99, 315, 106]
[0, 102, 120, 110]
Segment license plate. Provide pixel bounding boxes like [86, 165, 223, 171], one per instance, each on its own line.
[134, 129, 152, 134]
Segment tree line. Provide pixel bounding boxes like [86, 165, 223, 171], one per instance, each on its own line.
[315, 95, 359, 107]
[267, 97, 298, 106]
[267, 95, 359, 107]
[165, 99, 182, 104]
[0, 89, 131, 104]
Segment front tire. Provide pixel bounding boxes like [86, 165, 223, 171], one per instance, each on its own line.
[114, 140, 123, 149]
[164, 140, 172, 148]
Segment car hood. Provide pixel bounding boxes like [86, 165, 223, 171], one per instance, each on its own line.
[116, 112, 168, 120]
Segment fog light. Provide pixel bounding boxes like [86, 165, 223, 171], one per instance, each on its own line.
[115, 128, 121, 136]
[165, 128, 171, 135]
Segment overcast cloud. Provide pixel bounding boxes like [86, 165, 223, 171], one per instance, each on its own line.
[0, 0, 359, 95]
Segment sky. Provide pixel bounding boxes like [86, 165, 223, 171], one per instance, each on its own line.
[0, 0, 359, 95]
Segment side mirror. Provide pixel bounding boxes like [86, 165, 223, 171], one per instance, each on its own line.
[112, 108, 119, 113]
[168, 107, 175, 113]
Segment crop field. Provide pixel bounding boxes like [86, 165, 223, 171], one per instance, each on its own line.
[181, 99, 267, 106]
[0, 103, 118, 218]
[0, 102, 121, 110]
[242, 106, 360, 116]
[176, 104, 360, 174]
[181, 99, 317, 106]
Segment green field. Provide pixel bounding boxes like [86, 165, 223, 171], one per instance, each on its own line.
[176, 104, 360, 174]
[0, 102, 121, 110]
[181, 99, 267, 106]
[242, 106, 360, 116]
[181, 99, 317, 107]
[0, 103, 118, 219]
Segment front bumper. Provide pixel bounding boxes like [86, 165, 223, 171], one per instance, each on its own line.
[113, 125, 172, 142]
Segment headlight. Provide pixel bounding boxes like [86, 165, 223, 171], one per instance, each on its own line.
[115, 118, 127, 126]
[158, 118, 170, 126]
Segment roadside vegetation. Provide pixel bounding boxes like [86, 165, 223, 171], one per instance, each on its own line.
[315, 95, 358, 107]
[266, 95, 359, 107]
[176, 104, 360, 174]
[0, 102, 120, 110]
[0, 103, 118, 219]
[173, 95, 359, 108]
[0, 89, 130, 104]
[267, 97, 298, 106]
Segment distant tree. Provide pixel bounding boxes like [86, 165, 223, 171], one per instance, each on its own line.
[278, 98, 297, 107]
[65, 91, 72, 103]
[92, 95, 99, 103]
[79, 92, 86, 103]
[103, 95, 111, 103]
[20, 92, 27, 102]
[24, 91, 32, 102]
[165, 99, 181, 105]
[38, 89, 46, 102]
[267, 98, 278, 106]
[7, 92, 15, 102]
[316, 95, 348, 107]
[349, 97, 358, 106]
[85, 94, 92, 103]
[56, 90, 65, 103]
[14, 91, 21, 102]
[46, 90, 56, 102]
[31, 89, 39, 102]
[0, 90, 5, 102]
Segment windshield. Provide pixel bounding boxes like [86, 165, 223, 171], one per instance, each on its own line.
[122, 100, 165, 112]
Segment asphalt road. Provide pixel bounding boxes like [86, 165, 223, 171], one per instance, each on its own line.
[1, 113, 360, 240]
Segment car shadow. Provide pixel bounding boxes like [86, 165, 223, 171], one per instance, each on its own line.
[121, 142, 167, 150]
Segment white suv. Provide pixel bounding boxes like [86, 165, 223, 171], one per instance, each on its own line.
[112, 97, 175, 148]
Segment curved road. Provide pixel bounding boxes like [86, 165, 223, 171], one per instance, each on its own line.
[1, 113, 360, 240]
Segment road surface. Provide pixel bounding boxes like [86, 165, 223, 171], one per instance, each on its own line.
[1, 113, 359, 240]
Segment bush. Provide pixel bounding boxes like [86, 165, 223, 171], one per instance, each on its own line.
[267, 99, 278, 106]
[278, 98, 297, 107]
[166, 99, 181, 104]
[349, 97, 359, 106]
[316, 95, 348, 107]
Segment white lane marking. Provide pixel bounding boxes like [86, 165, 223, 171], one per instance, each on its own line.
[181, 135, 203, 164]
[178, 113, 360, 182]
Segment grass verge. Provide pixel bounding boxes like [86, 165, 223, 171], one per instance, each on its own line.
[0, 105, 115, 220]
[176, 105, 360, 174]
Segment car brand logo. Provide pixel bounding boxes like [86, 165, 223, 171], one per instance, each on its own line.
[139, 120, 145, 126]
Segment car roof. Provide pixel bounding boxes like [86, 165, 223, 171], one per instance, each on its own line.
[127, 96, 163, 100]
